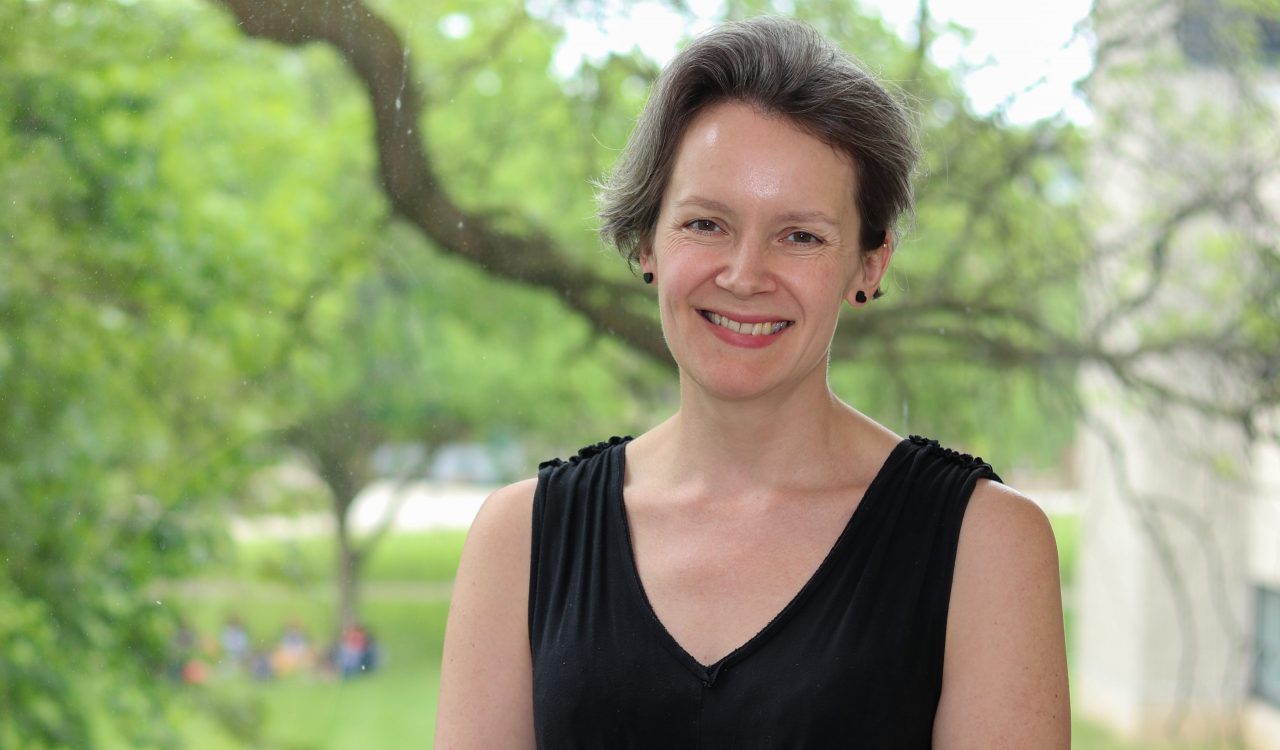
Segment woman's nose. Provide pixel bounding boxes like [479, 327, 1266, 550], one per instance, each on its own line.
[715, 239, 775, 297]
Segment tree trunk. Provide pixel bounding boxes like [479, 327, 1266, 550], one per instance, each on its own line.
[335, 494, 363, 630]
[309, 428, 370, 634]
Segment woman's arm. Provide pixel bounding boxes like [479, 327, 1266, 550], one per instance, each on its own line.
[933, 480, 1071, 749]
[434, 479, 538, 750]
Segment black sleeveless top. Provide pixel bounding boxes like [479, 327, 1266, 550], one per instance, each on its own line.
[529, 435, 1001, 749]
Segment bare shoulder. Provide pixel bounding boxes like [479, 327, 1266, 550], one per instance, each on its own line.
[435, 478, 539, 750]
[446, 478, 539, 621]
[464, 477, 539, 564]
[962, 479, 1060, 564]
[933, 479, 1070, 749]
[451, 476, 539, 623]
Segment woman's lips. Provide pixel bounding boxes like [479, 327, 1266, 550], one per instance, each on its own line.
[698, 309, 793, 347]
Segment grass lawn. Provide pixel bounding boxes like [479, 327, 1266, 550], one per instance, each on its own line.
[141, 530, 462, 749]
[144, 520, 1239, 749]
[110, 597, 447, 750]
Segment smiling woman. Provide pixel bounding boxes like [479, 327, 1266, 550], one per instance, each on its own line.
[641, 101, 874, 401]
[435, 16, 1069, 750]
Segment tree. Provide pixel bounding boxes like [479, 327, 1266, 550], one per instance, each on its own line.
[210, 0, 1279, 447]
[3, 2, 657, 744]
[276, 237, 650, 628]
[0, 1, 292, 744]
[207, 0, 1057, 460]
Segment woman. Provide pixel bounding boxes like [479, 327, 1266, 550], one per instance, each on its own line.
[436, 16, 1068, 749]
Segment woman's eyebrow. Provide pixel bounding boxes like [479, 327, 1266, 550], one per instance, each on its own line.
[775, 209, 839, 227]
[673, 197, 839, 227]
[672, 196, 736, 215]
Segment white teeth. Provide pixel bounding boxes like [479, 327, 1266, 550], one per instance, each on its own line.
[702, 311, 790, 336]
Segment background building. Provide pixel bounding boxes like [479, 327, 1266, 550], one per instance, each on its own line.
[1077, 1, 1280, 746]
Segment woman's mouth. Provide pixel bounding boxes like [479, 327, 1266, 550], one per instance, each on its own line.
[699, 310, 793, 336]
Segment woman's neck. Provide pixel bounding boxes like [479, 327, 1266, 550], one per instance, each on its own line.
[641, 373, 880, 494]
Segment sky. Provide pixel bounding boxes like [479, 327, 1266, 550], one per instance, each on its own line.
[533, 0, 1096, 124]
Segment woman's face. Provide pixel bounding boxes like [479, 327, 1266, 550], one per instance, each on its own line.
[642, 101, 890, 402]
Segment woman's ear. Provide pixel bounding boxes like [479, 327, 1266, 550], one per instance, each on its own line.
[844, 230, 894, 306]
[638, 239, 655, 277]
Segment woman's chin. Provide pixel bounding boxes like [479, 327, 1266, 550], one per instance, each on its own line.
[678, 365, 796, 404]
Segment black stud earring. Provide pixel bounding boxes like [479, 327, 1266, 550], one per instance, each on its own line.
[855, 290, 867, 304]
[642, 272, 654, 284]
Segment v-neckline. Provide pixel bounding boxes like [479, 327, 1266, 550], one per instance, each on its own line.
[611, 437, 909, 684]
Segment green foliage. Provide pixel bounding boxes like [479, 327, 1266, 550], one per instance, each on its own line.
[0, 1, 248, 745]
[0, 0, 651, 744]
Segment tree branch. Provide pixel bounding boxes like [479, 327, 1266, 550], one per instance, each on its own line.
[214, 0, 672, 366]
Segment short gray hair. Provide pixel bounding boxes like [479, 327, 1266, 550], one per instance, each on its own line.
[597, 16, 919, 267]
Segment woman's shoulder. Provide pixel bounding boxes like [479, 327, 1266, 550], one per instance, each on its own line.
[935, 477, 1069, 745]
[478, 477, 540, 524]
[964, 478, 1054, 542]
[463, 478, 540, 569]
[536, 435, 634, 472]
[902, 434, 1000, 478]
[462, 435, 637, 537]
[435, 477, 539, 746]
[894, 433, 1051, 576]
[532, 436, 635, 505]
[955, 477, 1059, 598]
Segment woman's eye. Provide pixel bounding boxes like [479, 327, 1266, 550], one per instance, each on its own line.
[687, 219, 722, 233]
[786, 230, 821, 244]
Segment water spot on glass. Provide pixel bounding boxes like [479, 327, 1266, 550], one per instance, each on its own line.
[474, 70, 501, 96]
[621, 75, 648, 101]
[438, 13, 473, 39]
[932, 99, 956, 123]
[99, 306, 125, 330]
